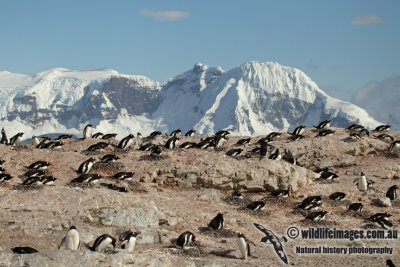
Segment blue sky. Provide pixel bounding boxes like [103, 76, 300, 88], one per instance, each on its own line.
[1, 0, 399, 99]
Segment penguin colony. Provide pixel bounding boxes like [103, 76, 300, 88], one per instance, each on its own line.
[0, 122, 398, 266]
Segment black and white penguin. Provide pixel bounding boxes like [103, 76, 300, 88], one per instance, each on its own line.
[69, 174, 101, 185]
[55, 134, 73, 140]
[11, 247, 38, 254]
[265, 132, 282, 141]
[371, 217, 393, 229]
[259, 141, 268, 159]
[43, 140, 63, 149]
[0, 173, 12, 183]
[100, 183, 128, 192]
[298, 196, 322, 210]
[40, 176, 57, 185]
[100, 154, 120, 163]
[356, 172, 368, 192]
[314, 167, 328, 174]
[374, 124, 391, 132]
[386, 259, 396, 267]
[369, 212, 391, 221]
[388, 140, 400, 152]
[30, 136, 39, 147]
[86, 142, 109, 152]
[9, 132, 24, 146]
[235, 138, 251, 146]
[58, 226, 80, 250]
[77, 157, 96, 174]
[197, 138, 214, 149]
[386, 185, 398, 201]
[316, 129, 335, 137]
[237, 232, 252, 260]
[226, 148, 243, 157]
[374, 133, 394, 142]
[289, 134, 305, 141]
[26, 161, 51, 170]
[213, 135, 228, 148]
[83, 124, 92, 139]
[90, 234, 116, 252]
[346, 132, 362, 141]
[0, 159, 5, 166]
[23, 169, 45, 178]
[165, 137, 179, 149]
[92, 132, 104, 139]
[0, 166, 5, 174]
[149, 131, 162, 138]
[348, 203, 363, 211]
[247, 199, 266, 211]
[170, 129, 182, 137]
[314, 119, 331, 129]
[329, 192, 346, 200]
[180, 142, 197, 149]
[139, 143, 155, 151]
[271, 186, 292, 198]
[208, 213, 225, 230]
[176, 231, 196, 248]
[282, 149, 296, 165]
[112, 171, 134, 181]
[290, 125, 306, 135]
[117, 134, 135, 150]
[358, 128, 370, 137]
[22, 176, 43, 186]
[318, 170, 339, 181]
[185, 129, 196, 137]
[0, 128, 8, 144]
[215, 130, 230, 138]
[268, 148, 281, 160]
[150, 145, 163, 156]
[347, 124, 364, 131]
[120, 231, 141, 252]
[306, 211, 328, 222]
[102, 133, 117, 140]
[231, 189, 243, 199]
[35, 138, 49, 149]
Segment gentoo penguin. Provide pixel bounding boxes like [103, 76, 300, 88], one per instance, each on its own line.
[247, 199, 266, 211]
[92, 132, 104, 138]
[11, 247, 38, 254]
[298, 195, 322, 210]
[386, 185, 398, 201]
[358, 128, 370, 137]
[369, 212, 391, 221]
[237, 232, 252, 260]
[235, 138, 251, 146]
[150, 145, 163, 156]
[231, 189, 243, 199]
[0, 166, 5, 174]
[268, 148, 281, 160]
[83, 124, 92, 139]
[375, 133, 394, 142]
[289, 134, 304, 141]
[374, 124, 391, 132]
[42, 140, 63, 149]
[271, 185, 292, 198]
[40, 176, 57, 185]
[170, 129, 182, 137]
[0, 128, 8, 144]
[314, 119, 331, 129]
[149, 131, 162, 138]
[388, 140, 400, 152]
[347, 124, 364, 131]
[117, 134, 135, 150]
[120, 231, 141, 252]
[77, 157, 96, 174]
[329, 192, 346, 200]
[314, 167, 328, 174]
[318, 170, 339, 181]
[306, 211, 328, 222]
[259, 140, 268, 159]
[0, 173, 13, 183]
[0, 159, 5, 166]
[197, 139, 214, 149]
[26, 161, 51, 170]
[215, 130, 230, 138]
[357, 172, 368, 192]
[226, 148, 243, 157]
[180, 142, 197, 149]
[140, 143, 155, 151]
[208, 213, 225, 230]
[282, 149, 296, 165]
[22, 176, 43, 186]
[102, 133, 117, 140]
[58, 226, 80, 250]
[23, 169, 45, 178]
[112, 171, 134, 181]
[69, 174, 101, 185]
[176, 231, 196, 248]
[35, 138, 50, 149]
[290, 125, 306, 135]
[348, 203, 363, 211]
[100, 154, 120, 163]
[55, 134, 73, 140]
[100, 183, 128, 192]
[165, 137, 179, 149]
[386, 259, 396, 267]
[90, 234, 116, 252]
[371, 216, 393, 229]
[316, 129, 335, 137]
[265, 132, 281, 141]
[185, 129, 196, 137]
[86, 142, 109, 151]
[9, 132, 24, 146]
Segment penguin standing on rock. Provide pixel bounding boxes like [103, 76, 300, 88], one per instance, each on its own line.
[356, 172, 368, 192]
[0, 128, 8, 144]
[90, 234, 116, 252]
[165, 137, 179, 149]
[237, 232, 255, 260]
[176, 231, 196, 249]
[185, 129, 196, 137]
[208, 213, 225, 230]
[117, 134, 135, 150]
[9, 132, 24, 146]
[32, 136, 40, 147]
[58, 226, 80, 250]
[290, 125, 305, 135]
[314, 119, 331, 129]
[170, 129, 182, 137]
[83, 124, 92, 139]
[77, 157, 96, 174]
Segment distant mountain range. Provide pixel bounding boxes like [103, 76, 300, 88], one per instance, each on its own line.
[0, 61, 381, 138]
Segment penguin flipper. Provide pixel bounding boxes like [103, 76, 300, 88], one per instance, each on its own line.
[58, 236, 66, 249]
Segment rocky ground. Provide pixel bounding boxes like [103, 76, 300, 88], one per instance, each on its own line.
[0, 127, 399, 267]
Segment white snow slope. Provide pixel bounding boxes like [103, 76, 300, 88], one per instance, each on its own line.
[0, 61, 380, 138]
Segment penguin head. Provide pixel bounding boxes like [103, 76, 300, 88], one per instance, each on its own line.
[237, 232, 245, 238]
[69, 226, 77, 230]
[133, 232, 141, 237]
[360, 172, 365, 176]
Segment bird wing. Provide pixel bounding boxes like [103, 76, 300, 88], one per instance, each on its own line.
[254, 223, 288, 264]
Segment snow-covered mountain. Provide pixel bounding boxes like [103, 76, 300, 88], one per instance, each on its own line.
[353, 75, 400, 130]
[0, 61, 380, 138]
